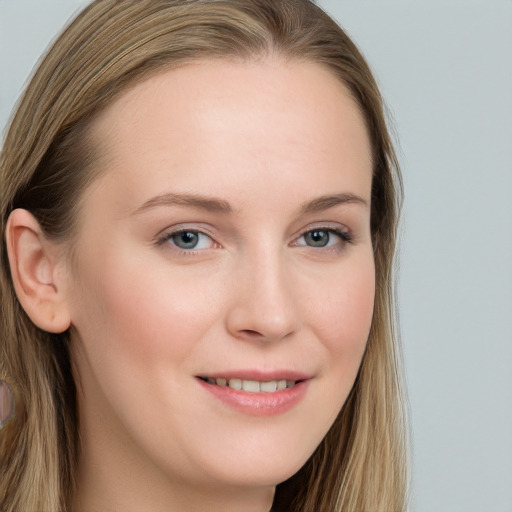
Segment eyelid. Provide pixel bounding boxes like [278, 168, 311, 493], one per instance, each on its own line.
[155, 225, 220, 253]
[154, 222, 353, 255]
[293, 221, 351, 239]
[156, 222, 216, 239]
[292, 223, 353, 249]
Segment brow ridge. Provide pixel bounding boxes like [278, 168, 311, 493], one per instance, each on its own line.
[299, 193, 368, 214]
[134, 191, 367, 216]
[134, 192, 232, 214]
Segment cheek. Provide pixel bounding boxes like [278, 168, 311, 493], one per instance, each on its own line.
[68, 251, 226, 447]
[76, 259, 219, 368]
[70, 246, 243, 408]
[308, 254, 375, 382]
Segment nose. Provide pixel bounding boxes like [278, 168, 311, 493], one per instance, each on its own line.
[225, 251, 301, 343]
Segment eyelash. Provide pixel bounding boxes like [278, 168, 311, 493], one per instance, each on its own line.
[157, 226, 353, 255]
[158, 230, 216, 252]
[295, 227, 352, 250]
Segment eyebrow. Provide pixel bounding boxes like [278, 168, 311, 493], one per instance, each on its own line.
[299, 193, 369, 214]
[133, 192, 232, 215]
[132, 191, 367, 216]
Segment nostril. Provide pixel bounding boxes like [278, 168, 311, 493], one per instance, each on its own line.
[241, 329, 262, 337]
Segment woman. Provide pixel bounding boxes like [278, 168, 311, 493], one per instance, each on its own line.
[0, 1, 408, 511]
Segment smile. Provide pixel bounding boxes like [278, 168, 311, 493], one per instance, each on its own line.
[199, 377, 297, 393]
[197, 374, 310, 416]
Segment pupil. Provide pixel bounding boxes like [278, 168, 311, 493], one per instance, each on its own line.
[174, 231, 198, 249]
[306, 230, 329, 247]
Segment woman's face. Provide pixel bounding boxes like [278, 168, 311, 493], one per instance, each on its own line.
[66, 59, 374, 504]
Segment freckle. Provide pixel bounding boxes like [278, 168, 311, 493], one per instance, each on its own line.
[0, 379, 15, 429]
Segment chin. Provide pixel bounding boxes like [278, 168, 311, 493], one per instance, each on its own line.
[196, 446, 312, 490]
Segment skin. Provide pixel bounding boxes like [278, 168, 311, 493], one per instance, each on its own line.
[54, 58, 376, 512]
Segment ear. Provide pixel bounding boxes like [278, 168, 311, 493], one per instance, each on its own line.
[5, 209, 71, 333]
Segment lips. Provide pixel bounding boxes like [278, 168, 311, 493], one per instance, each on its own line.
[196, 371, 311, 416]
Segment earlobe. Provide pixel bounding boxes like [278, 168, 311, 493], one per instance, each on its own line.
[5, 209, 71, 334]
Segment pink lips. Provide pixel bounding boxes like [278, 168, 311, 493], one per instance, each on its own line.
[196, 370, 311, 416]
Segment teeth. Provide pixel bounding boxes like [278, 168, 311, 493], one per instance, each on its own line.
[260, 380, 277, 392]
[203, 377, 297, 393]
[228, 378, 242, 390]
[242, 380, 260, 392]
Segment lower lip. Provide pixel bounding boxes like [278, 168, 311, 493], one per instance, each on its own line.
[197, 379, 309, 416]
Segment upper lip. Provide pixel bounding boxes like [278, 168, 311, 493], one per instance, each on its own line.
[196, 370, 312, 382]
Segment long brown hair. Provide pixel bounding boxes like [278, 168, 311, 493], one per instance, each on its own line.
[0, 1, 408, 510]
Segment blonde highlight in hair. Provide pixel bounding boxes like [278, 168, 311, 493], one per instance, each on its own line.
[0, 1, 408, 510]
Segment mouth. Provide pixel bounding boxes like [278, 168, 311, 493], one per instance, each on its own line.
[198, 376, 300, 393]
[197, 373, 311, 416]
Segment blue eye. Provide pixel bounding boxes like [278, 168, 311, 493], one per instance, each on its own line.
[167, 231, 214, 250]
[304, 230, 331, 247]
[298, 229, 351, 248]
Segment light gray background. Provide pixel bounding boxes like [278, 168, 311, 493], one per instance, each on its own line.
[1, 1, 511, 511]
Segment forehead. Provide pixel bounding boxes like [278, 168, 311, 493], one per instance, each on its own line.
[86, 58, 372, 210]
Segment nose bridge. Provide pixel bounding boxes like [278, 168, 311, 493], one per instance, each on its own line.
[226, 243, 300, 342]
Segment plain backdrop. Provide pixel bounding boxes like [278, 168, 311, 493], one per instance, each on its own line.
[1, 1, 511, 511]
